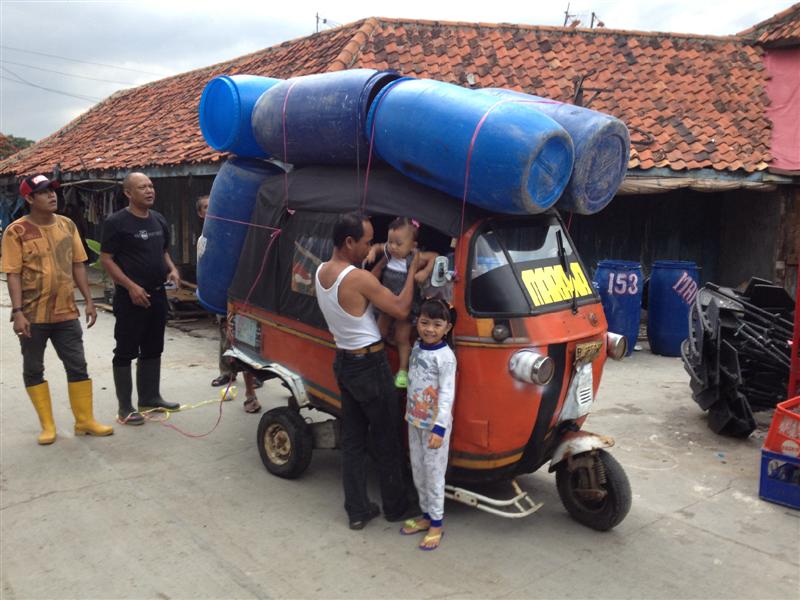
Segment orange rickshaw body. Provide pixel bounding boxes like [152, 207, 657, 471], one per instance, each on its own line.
[228, 213, 611, 485]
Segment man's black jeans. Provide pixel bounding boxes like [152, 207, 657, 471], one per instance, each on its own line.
[112, 286, 167, 366]
[333, 349, 408, 522]
[19, 319, 88, 387]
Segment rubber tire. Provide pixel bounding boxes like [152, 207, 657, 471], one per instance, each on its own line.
[256, 407, 313, 479]
[556, 449, 632, 531]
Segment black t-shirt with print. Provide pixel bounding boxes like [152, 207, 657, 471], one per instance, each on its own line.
[101, 208, 170, 290]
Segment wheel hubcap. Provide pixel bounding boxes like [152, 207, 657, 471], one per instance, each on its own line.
[264, 424, 292, 465]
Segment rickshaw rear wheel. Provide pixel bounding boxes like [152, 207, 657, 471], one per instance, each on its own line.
[556, 449, 631, 531]
[257, 407, 313, 479]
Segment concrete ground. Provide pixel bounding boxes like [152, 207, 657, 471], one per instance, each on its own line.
[1, 284, 797, 600]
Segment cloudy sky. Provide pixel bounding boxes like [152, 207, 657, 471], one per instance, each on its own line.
[0, 0, 790, 141]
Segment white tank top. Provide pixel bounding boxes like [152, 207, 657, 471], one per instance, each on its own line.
[315, 263, 381, 350]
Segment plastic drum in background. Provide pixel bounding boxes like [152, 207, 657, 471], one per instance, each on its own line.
[365, 78, 574, 215]
[199, 75, 282, 158]
[647, 260, 700, 357]
[593, 260, 643, 356]
[196, 157, 284, 314]
[479, 88, 630, 215]
[251, 69, 401, 165]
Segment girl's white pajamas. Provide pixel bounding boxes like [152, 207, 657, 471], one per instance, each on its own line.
[405, 340, 457, 525]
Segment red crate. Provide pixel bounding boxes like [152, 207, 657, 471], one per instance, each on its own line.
[764, 396, 800, 458]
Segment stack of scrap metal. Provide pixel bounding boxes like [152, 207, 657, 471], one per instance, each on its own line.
[682, 278, 795, 438]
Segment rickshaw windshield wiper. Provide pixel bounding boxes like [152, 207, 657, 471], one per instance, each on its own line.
[556, 230, 578, 315]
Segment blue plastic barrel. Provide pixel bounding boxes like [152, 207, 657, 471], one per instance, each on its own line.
[480, 88, 630, 215]
[196, 157, 284, 314]
[199, 75, 282, 158]
[366, 78, 574, 214]
[647, 260, 700, 357]
[251, 69, 401, 164]
[593, 260, 643, 356]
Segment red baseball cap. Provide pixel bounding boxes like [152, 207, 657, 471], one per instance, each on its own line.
[19, 174, 60, 197]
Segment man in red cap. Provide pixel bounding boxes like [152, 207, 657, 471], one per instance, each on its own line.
[1, 174, 113, 444]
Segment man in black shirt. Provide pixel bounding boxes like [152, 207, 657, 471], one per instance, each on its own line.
[101, 172, 181, 424]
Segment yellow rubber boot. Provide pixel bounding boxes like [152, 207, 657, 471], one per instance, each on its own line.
[26, 382, 57, 445]
[68, 379, 114, 437]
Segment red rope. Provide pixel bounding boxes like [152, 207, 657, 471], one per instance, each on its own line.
[140, 226, 279, 440]
[458, 97, 565, 240]
[205, 213, 280, 232]
[362, 81, 399, 214]
[244, 229, 281, 306]
[145, 396, 226, 439]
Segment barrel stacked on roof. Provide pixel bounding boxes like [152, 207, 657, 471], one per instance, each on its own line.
[195, 69, 631, 312]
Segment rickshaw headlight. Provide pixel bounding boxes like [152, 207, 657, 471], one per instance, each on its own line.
[606, 332, 627, 360]
[509, 350, 554, 385]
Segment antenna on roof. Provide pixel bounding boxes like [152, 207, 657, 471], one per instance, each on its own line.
[315, 13, 341, 33]
[563, 3, 576, 27]
[590, 12, 605, 28]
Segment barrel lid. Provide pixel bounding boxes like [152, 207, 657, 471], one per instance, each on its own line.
[652, 260, 698, 269]
[597, 259, 641, 269]
[364, 77, 414, 139]
[199, 76, 241, 151]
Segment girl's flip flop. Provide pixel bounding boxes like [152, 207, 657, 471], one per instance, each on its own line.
[399, 518, 429, 535]
[419, 530, 444, 551]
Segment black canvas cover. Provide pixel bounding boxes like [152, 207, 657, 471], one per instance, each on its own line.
[228, 165, 483, 327]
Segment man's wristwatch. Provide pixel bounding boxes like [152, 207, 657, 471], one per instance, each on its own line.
[11, 307, 23, 314]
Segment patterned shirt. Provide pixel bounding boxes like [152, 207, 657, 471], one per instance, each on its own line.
[1, 215, 87, 323]
[405, 340, 457, 436]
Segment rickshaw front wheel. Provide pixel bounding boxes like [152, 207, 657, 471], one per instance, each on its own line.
[556, 449, 632, 531]
[257, 407, 313, 479]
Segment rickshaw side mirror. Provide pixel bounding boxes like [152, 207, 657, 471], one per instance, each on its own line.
[430, 255, 453, 287]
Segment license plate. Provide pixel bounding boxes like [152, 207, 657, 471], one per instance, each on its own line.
[575, 341, 603, 365]
[235, 315, 258, 347]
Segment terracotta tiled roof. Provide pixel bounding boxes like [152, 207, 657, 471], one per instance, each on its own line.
[354, 19, 772, 173]
[0, 17, 773, 177]
[0, 24, 362, 177]
[739, 3, 800, 46]
[0, 134, 16, 159]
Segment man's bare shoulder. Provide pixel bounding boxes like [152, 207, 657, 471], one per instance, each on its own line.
[340, 266, 379, 289]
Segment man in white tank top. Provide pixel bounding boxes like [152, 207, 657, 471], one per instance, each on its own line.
[315, 213, 420, 530]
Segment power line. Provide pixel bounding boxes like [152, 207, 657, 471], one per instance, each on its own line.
[1, 45, 168, 76]
[1, 59, 137, 85]
[1, 76, 100, 103]
[1, 67, 101, 103]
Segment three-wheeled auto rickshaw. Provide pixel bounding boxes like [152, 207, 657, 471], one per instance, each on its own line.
[223, 164, 631, 531]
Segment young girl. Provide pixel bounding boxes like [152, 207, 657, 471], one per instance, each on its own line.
[368, 217, 437, 388]
[400, 298, 456, 551]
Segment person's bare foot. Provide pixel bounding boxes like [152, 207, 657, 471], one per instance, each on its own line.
[243, 395, 261, 413]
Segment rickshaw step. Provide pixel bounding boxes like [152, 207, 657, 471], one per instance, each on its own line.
[445, 479, 543, 519]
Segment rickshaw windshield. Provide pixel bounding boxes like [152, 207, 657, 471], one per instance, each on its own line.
[468, 216, 597, 317]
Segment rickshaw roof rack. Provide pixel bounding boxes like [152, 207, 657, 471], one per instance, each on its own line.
[256, 164, 491, 238]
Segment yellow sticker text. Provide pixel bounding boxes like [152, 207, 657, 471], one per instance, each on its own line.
[520, 262, 593, 307]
